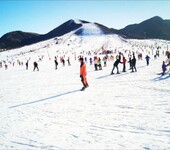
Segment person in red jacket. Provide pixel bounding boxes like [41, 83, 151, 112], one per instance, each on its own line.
[122, 56, 127, 72]
[79, 57, 89, 91]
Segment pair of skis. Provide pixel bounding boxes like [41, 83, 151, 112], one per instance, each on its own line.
[157, 71, 170, 76]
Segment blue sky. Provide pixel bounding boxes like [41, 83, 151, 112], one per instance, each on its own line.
[0, 0, 170, 37]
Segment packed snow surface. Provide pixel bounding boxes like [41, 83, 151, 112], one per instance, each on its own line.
[0, 34, 170, 149]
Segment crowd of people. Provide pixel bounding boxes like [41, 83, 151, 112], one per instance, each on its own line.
[0, 42, 170, 90]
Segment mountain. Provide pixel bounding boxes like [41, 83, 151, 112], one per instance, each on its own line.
[119, 16, 170, 40]
[0, 16, 170, 50]
[0, 20, 83, 50]
[0, 19, 118, 50]
[0, 31, 39, 50]
[23, 19, 116, 44]
[22, 19, 82, 46]
[74, 20, 117, 35]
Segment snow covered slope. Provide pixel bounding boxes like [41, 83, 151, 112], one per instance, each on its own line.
[74, 22, 103, 36]
[0, 34, 170, 149]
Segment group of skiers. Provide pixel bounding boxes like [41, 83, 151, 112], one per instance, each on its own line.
[23, 55, 72, 71]
[1, 46, 170, 91]
[110, 52, 137, 74]
[79, 49, 170, 90]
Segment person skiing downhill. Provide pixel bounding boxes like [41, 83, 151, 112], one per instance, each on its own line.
[79, 57, 89, 91]
[162, 61, 167, 75]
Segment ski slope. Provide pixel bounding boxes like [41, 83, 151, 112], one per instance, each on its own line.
[0, 34, 170, 149]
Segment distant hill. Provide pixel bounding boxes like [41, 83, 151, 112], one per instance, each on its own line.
[0, 16, 170, 50]
[119, 16, 170, 40]
[0, 31, 39, 50]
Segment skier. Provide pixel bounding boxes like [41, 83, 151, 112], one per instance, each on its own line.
[5, 64, 8, 70]
[84, 57, 87, 63]
[33, 61, 39, 71]
[61, 57, 65, 66]
[111, 56, 121, 74]
[79, 57, 89, 91]
[145, 55, 150, 66]
[25, 60, 29, 70]
[103, 56, 107, 67]
[156, 50, 160, 57]
[67, 57, 71, 66]
[54, 56, 58, 69]
[122, 56, 126, 72]
[162, 61, 167, 75]
[94, 56, 98, 71]
[128, 55, 132, 70]
[98, 57, 102, 70]
[89, 57, 93, 65]
[131, 54, 137, 72]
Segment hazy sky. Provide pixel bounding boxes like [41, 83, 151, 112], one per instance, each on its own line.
[1, 0, 170, 37]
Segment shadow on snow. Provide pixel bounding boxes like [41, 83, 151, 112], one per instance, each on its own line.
[153, 74, 170, 81]
[96, 72, 129, 79]
[96, 64, 146, 80]
[9, 89, 80, 109]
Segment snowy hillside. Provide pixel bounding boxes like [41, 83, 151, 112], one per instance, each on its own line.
[0, 33, 170, 149]
[74, 20, 103, 36]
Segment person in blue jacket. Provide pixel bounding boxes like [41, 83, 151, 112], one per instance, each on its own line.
[145, 55, 150, 66]
[162, 61, 167, 75]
